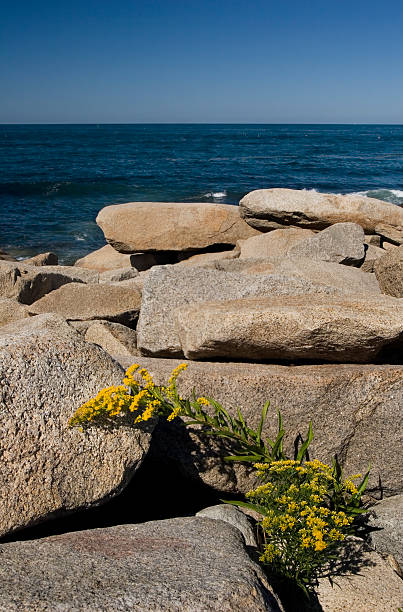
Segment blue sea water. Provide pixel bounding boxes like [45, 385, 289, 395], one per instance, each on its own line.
[0, 124, 402, 264]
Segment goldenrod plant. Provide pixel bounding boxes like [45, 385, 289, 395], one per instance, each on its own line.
[69, 363, 370, 593]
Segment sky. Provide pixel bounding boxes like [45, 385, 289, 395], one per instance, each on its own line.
[1, 0, 402, 124]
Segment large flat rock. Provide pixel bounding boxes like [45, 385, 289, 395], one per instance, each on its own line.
[0, 518, 280, 611]
[0, 314, 153, 537]
[28, 282, 142, 326]
[176, 294, 403, 362]
[137, 265, 342, 357]
[0, 261, 99, 304]
[96, 201, 260, 253]
[116, 357, 403, 497]
[199, 256, 381, 294]
[239, 188, 403, 232]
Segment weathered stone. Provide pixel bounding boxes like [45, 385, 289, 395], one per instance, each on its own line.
[361, 244, 385, 273]
[240, 188, 403, 232]
[375, 222, 403, 246]
[99, 267, 139, 283]
[0, 261, 99, 304]
[0, 518, 280, 611]
[0, 314, 153, 537]
[374, 245, 403, 297]
[177, 248, 240, 266]
[238, 227, 315, 259]
[97, 202, 260, 253]
[196, 505, 257, 547]
[316, 538, 403, 612]
[368, 495, 403, 567]
[176, 294, 402, 362]
[0, 298, 30, 327]
[382, 241, 398, 251]
[200, 256, 381, 294]
[75, 244, 136, 272]
[365, 234, 382, 247]
[117, 356, 403, 496]
[28, 282, 141, 326]
[23, 252, 58, 266]
[287, 222, 366, 266]
[85, 321, 138, 357]
[137, 265, 342, 357]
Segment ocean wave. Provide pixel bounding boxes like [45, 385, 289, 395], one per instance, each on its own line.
[203, 190, 227, 199]
[346, 188, 403, 206]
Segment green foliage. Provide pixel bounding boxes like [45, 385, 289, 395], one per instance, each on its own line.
[69, 362, 371, 595]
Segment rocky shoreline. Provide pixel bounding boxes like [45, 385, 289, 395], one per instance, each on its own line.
[0, 188, 402, 611]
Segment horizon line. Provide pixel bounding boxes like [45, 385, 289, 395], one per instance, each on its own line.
[1, 122, 403, 126]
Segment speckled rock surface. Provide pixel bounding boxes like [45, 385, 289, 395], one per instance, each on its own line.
[368, 495, 403, 567]
[28, 282, 141, 326]
[96, 201, 260, 253]
[239, 188, 403, 232]
[176, 294, 403, 362]
[0, 314, 153, 538]
[316, 539, 403, 612]
[196, 504, 257, 547]
[0, 261, 98, 304]
[374, 245, 403, 297]
[116, 357, 403, 497]
[0, 518, 281, 612]
[237, 227, 314, 259]
[287, 222, 366, 266]
[0, 297, 30, 327]
[85, 320, 138, 357]
[137, 265, 341, 357]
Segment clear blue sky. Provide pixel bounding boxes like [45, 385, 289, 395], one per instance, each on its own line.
[1, 0, 402, 123]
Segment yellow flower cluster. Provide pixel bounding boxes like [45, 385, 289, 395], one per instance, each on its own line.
[69, 363, 189, 429]
[246, 458, 354, 570]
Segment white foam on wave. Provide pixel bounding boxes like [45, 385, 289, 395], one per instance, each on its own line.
[390, 189, 403, 197]
[203, 190, 227, 199]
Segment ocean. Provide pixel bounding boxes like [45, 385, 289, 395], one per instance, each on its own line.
[1, 124, 402, 264]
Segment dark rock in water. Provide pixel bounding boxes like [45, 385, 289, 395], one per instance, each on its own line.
[0, 248, 16, 262]
[0, 518, 281, 611]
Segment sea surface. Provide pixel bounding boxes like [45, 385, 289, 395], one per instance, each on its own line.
[1, 124, 402, 264]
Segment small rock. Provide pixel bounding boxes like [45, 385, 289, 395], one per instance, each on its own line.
[196, 504, 257, 547]
[23, 252, 58, 266]
[365, 234, 381, 247]
[99, 267, 139, 283]
[75, 244, 137, 272]
[375, 222, 403, 246]
[287, 222, 366, 266]
[238, 227, 315, 259]
[0, 261, 98, 304]
[374, 245, 403, 297]
[361, 244, 385, 273]
[28, 282, 141, 327]
[85, 320, 138, 358]
[0, 298, 30, 327]
[369, 494, 403, 567]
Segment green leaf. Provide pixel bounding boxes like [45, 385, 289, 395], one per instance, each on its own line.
[356, 466, 371, 497]
[224, 454, 264, 463]
[296, 421, 313, 462]
[256, 401, 270, 445]
[221, 499, 268, 516]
